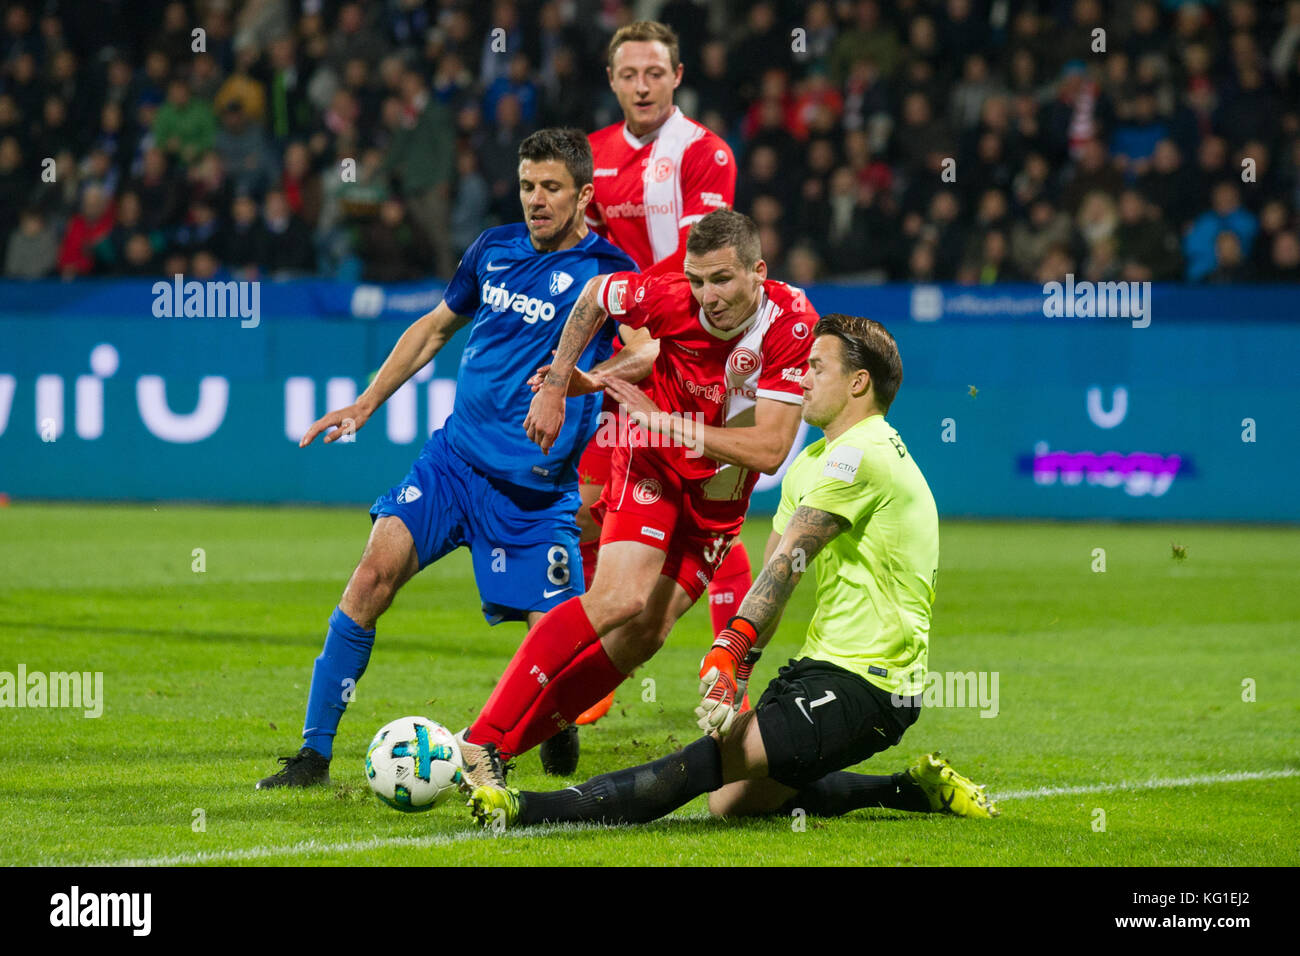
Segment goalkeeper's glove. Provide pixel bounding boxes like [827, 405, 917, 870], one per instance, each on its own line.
[696, 617, 759, 736]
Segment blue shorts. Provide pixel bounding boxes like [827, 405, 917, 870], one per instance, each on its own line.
[370, 429, 585, 624]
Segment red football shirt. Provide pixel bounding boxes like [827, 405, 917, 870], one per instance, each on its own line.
[587, 107, 736, 272]
[594, 270, 817, 501]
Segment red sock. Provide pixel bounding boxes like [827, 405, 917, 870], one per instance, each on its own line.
[468, 596, 598, 747]
[500, 638, 627, 756]
[708, 540, 753, 637]
[580, 537, 599, 591]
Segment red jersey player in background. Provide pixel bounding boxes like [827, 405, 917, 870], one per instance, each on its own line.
[564, 20, 745, 747]
[455, 210, 817, 785]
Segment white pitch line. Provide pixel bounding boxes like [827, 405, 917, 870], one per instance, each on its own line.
[991, 768, 1298, 801]
[73, 815, 713, 868]
[59, 770, 1297, 867]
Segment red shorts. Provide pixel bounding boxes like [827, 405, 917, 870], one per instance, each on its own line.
[578, 393, 620, 486]
[593, 444, 746, 602]
[578, 436, 614, 486]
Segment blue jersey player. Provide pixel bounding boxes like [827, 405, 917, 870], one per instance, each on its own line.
[257, 129, 645, 789]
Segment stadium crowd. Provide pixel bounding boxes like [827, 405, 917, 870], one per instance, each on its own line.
[2, 0, 1299, 284]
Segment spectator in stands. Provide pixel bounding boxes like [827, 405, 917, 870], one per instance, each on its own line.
[895, 91, 953, 180]
[1262, 230, 1300, 281]
[960, 229, 1021, 284]
[95, 191, 165, 275]
[1116, 189, 1183, 281]
[451, 149, 491, 260]
[33, 95, 79, 162]
[190, 53, 224, 102]
[786, 243, 824, 287]
[281, 141, 322, 229]
[223, 193, 266, 278]
[57, 185, 115, 279]
[1036, 244, 1075, 283]
[215, 101, 277, 197]
[0, 94, 21, 143]
[6, 53, 43, 127]
[907, 239, 939, 282]
[951, 54, 1003, 130]
[0, 136, 27, 249]
[261, 189, 315, 278]
[1062, 138, 1124, 214]
[483, 53, 539, 127]
[1251, 199, 1294, 274]
[5, 208, 58, 279]
[381, 69, 455, 277]
[1184, 181, 1259, 281]
[130, 148, 184, 232]
[1111, 88, 1169, 177]
[1206, 231, 1255, 283]
[154, 79, 218, 167]
[1012, 198, 1076, 279]
[730, 3, 789, 105]
[1077, 190, 1119, 259]
[174, 198, 224, 262]
[1137, 139, 1197, 229]
[260, 34, 315, 142]
[831, 0, 901, 85]
[923, 190, 966, 279]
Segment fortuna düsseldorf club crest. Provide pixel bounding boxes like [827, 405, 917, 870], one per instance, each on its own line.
[728, 347, 759, 376]
[632, 478, 662, 505]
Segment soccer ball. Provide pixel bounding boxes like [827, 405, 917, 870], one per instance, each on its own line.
[365, 716, 463, 812]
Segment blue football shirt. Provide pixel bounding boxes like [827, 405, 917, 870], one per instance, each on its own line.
[440, 222, 637, 491]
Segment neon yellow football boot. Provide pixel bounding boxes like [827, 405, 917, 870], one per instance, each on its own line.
[468, 785, 522, 829]
[907, 752, 1000, 818]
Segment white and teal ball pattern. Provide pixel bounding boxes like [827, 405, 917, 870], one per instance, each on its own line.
[365, 716, 463, 811]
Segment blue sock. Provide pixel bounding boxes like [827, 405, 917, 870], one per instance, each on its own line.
[302, 607, 376, 759]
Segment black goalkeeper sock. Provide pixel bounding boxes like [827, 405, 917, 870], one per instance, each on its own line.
[518, 736, 723, 826]
[780, 770, 932, 816]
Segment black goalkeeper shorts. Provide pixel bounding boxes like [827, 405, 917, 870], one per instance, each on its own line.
[755, 657, 920, 789]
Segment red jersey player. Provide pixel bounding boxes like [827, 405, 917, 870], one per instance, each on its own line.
[456, 210, 816, 783]
[568, 20, 745, 740]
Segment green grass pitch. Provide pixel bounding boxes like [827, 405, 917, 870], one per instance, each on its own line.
[1, 503, 1297, 866]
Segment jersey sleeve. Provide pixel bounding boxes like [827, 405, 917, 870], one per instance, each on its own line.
[678, 135, 735, 234]
[595, 270, 680, 333]
[756, 308, 815, 405]
[796, 442, 885, 529]
[441, 231, 485, 316]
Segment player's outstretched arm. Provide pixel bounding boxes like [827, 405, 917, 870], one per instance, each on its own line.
[299, 301, 469, 446]
[741, 505, 846, 632]
[525, 327, 658, 396]
[603, 325, 659, 384]
[524, 276, 610, 453]
[696, 507, 847, 735]
[601, 382, 800, 474]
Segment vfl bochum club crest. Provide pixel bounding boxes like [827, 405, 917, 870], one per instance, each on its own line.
[549, 271, 574, 296]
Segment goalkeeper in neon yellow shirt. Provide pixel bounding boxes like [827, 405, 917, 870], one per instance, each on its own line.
[469, 314, 998, 826]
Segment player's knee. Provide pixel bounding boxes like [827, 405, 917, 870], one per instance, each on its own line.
[707, 789, 735, 817]
[345, 560, 399, 613]
[588, 589, 647, 629]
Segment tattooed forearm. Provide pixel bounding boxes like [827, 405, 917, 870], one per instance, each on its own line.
[544, 281, 607, 389]
[737, 506, 847, 636]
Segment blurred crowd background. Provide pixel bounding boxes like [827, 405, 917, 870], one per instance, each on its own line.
[2, 0, 1299, 285]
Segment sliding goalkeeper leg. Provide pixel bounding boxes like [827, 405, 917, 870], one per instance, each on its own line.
[468, 657, 999, 828]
